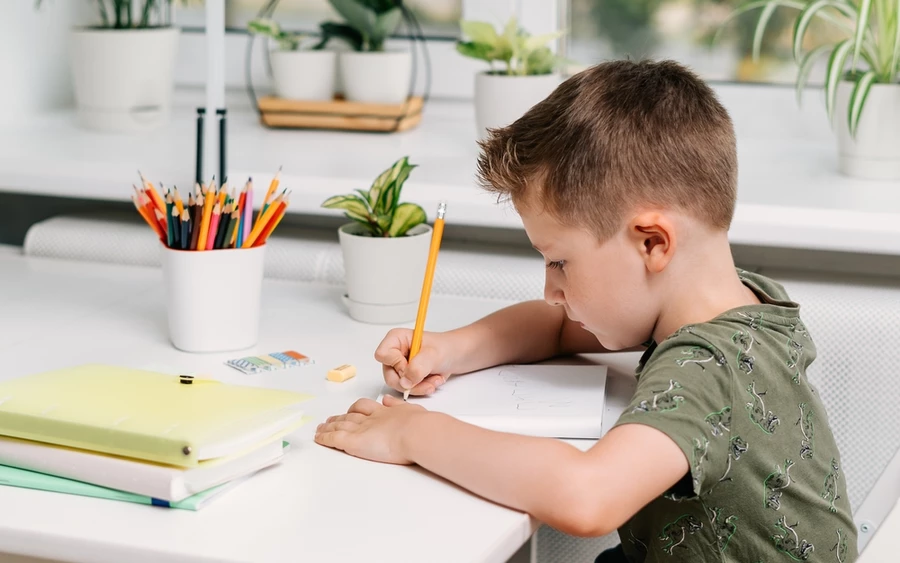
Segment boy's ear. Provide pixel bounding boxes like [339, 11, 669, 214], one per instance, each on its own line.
[627, 212, 676, 274]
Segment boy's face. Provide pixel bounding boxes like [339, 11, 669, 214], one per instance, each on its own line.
[520, 206, 660, 351]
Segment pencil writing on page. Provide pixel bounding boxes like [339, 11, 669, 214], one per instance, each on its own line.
[405, 202, 447, 401]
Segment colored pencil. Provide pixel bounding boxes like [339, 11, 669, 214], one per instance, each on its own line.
[170, 205, 181, 249]
[253, 196, 288, 247]
[165, 193, 174, 248]
[138, 171, 166, 214]
[257, 167, 281, 224]
[404, 202, 447, 400]
[241, 184, 254, 248]
[180, 209, 190, 250]
[223, 208, 240, 249]
[190, 194, 204, 250]
[173, 187, 185, 216]
[243, 195, 282, 248]
[214, 203, 231, 249]
[197, 184, 216, 251]
[206, 203, 221, 251]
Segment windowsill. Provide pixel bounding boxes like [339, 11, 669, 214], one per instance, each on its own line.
[1, 87, 899, 256]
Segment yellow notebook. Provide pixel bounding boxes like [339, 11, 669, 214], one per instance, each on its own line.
[0, 364, 311, 467]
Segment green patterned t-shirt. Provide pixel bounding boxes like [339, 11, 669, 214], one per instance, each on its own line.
[612, 270, 857, 562]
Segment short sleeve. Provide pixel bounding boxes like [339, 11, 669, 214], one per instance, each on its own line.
[613, 336, 733, 498]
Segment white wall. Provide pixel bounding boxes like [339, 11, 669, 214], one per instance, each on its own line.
[0, 2, 94, 124]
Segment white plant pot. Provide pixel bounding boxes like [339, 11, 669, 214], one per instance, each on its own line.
[70, 27, 179, 133]
[835, 81, 900, 180]
[338, 222, 431, 324]
[339, 51, 412, 105]
[474, 72, 561, 140]
[270, 50, 336, 101]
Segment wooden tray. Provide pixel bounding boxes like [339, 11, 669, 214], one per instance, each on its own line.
[257, 96, 423, 133]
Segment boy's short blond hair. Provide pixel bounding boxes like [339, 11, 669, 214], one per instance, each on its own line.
[476, 59, 737, 240]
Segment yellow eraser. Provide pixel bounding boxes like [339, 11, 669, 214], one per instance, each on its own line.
[327, 364, 356, 383]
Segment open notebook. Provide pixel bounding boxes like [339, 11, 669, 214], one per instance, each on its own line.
[401, 364, 608, 439]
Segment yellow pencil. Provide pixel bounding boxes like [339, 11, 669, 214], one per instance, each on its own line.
[197, 182, 216, 251]
[405, 202, 446, 400]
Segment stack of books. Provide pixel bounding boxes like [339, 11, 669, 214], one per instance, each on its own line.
[0, 364, 310, 510]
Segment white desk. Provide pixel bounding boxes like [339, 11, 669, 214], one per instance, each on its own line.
[0, 253, 637, 563]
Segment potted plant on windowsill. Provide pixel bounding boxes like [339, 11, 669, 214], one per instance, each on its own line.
[248, 18, 336, 102]
[322, 156, 430, 324]
[726, 0, 900, 180]
[456, 17, 567, 139]
[36, 0, 185, 133]
[319, 0, 410, 104]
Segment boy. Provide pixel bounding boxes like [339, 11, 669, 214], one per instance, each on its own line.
[315, 60, 857, 562]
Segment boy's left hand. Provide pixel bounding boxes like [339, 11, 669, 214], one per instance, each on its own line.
[315, 395, 426, 465]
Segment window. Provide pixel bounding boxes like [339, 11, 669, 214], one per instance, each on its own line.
[176, 0, 461, 37]
[566, 0, 840, 85]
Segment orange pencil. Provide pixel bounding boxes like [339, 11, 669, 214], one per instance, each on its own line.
[404, 202, 447, 400]
[256, 167, 281, 224]
[243, 195, 282, 248]
[132, 194, 164, 240]
[138, 171, 166, 213]
[253, 196, 288, 247]
[206, 203, 221, 251]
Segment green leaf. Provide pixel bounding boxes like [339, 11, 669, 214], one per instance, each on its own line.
[355, 189, 374, 210]
[248, 18, 280, 37]
[388, 156, 409, 183]
[371, 7, 401, 50]
[795, 44, 833, 104]
[375, 213, 393, 234]
[848, 70, 877, 137]
[714, 0, 805, 47]
[526, 47, 558, 75]
[523, 30, 565, 52]
[456, 41, 494, 62]
[825, 39, 854, 123]
[389, 203, 427, 237]
[793, 0, 848, 63]
[348, 216, 378, 236]
[369, 166, 393, 215]
[852, 0, 873, 69]
[891, 0, 900, 78]
[321, 194, 371, 220]
[319, 22, 364, 51]
[460, 20, 500, 44]
[752, 2, 779, 62]
[329, 0, 377, 49]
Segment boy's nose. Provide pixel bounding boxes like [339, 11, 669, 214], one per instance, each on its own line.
[543, 278, 565, 307]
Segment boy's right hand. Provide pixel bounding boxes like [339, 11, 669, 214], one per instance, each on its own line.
[375, 328, 454, 396]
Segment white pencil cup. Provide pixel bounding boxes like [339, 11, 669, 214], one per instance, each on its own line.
[161, 245, 266, 353]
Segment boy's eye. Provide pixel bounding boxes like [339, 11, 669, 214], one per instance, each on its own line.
[546, 260, 566, 270]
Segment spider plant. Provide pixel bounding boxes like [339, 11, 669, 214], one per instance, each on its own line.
[723, 0, 900, 137]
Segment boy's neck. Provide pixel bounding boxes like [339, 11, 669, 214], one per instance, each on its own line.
[651, 233, 759, 344]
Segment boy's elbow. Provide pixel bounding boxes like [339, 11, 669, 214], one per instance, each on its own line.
[541, 491, 618, 538]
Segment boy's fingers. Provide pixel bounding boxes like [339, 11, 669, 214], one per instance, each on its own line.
[348, 398, 380, 416]
[315, 429, 351, 451]
[403, 347, 441, 388]
[410, 374, 445, 396]
[382, 394, 403, 406]
[383, 368, 404, 392]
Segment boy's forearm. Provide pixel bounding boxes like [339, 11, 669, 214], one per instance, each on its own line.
[402, 411, 606, 535]
[442, 301, 569, 374]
